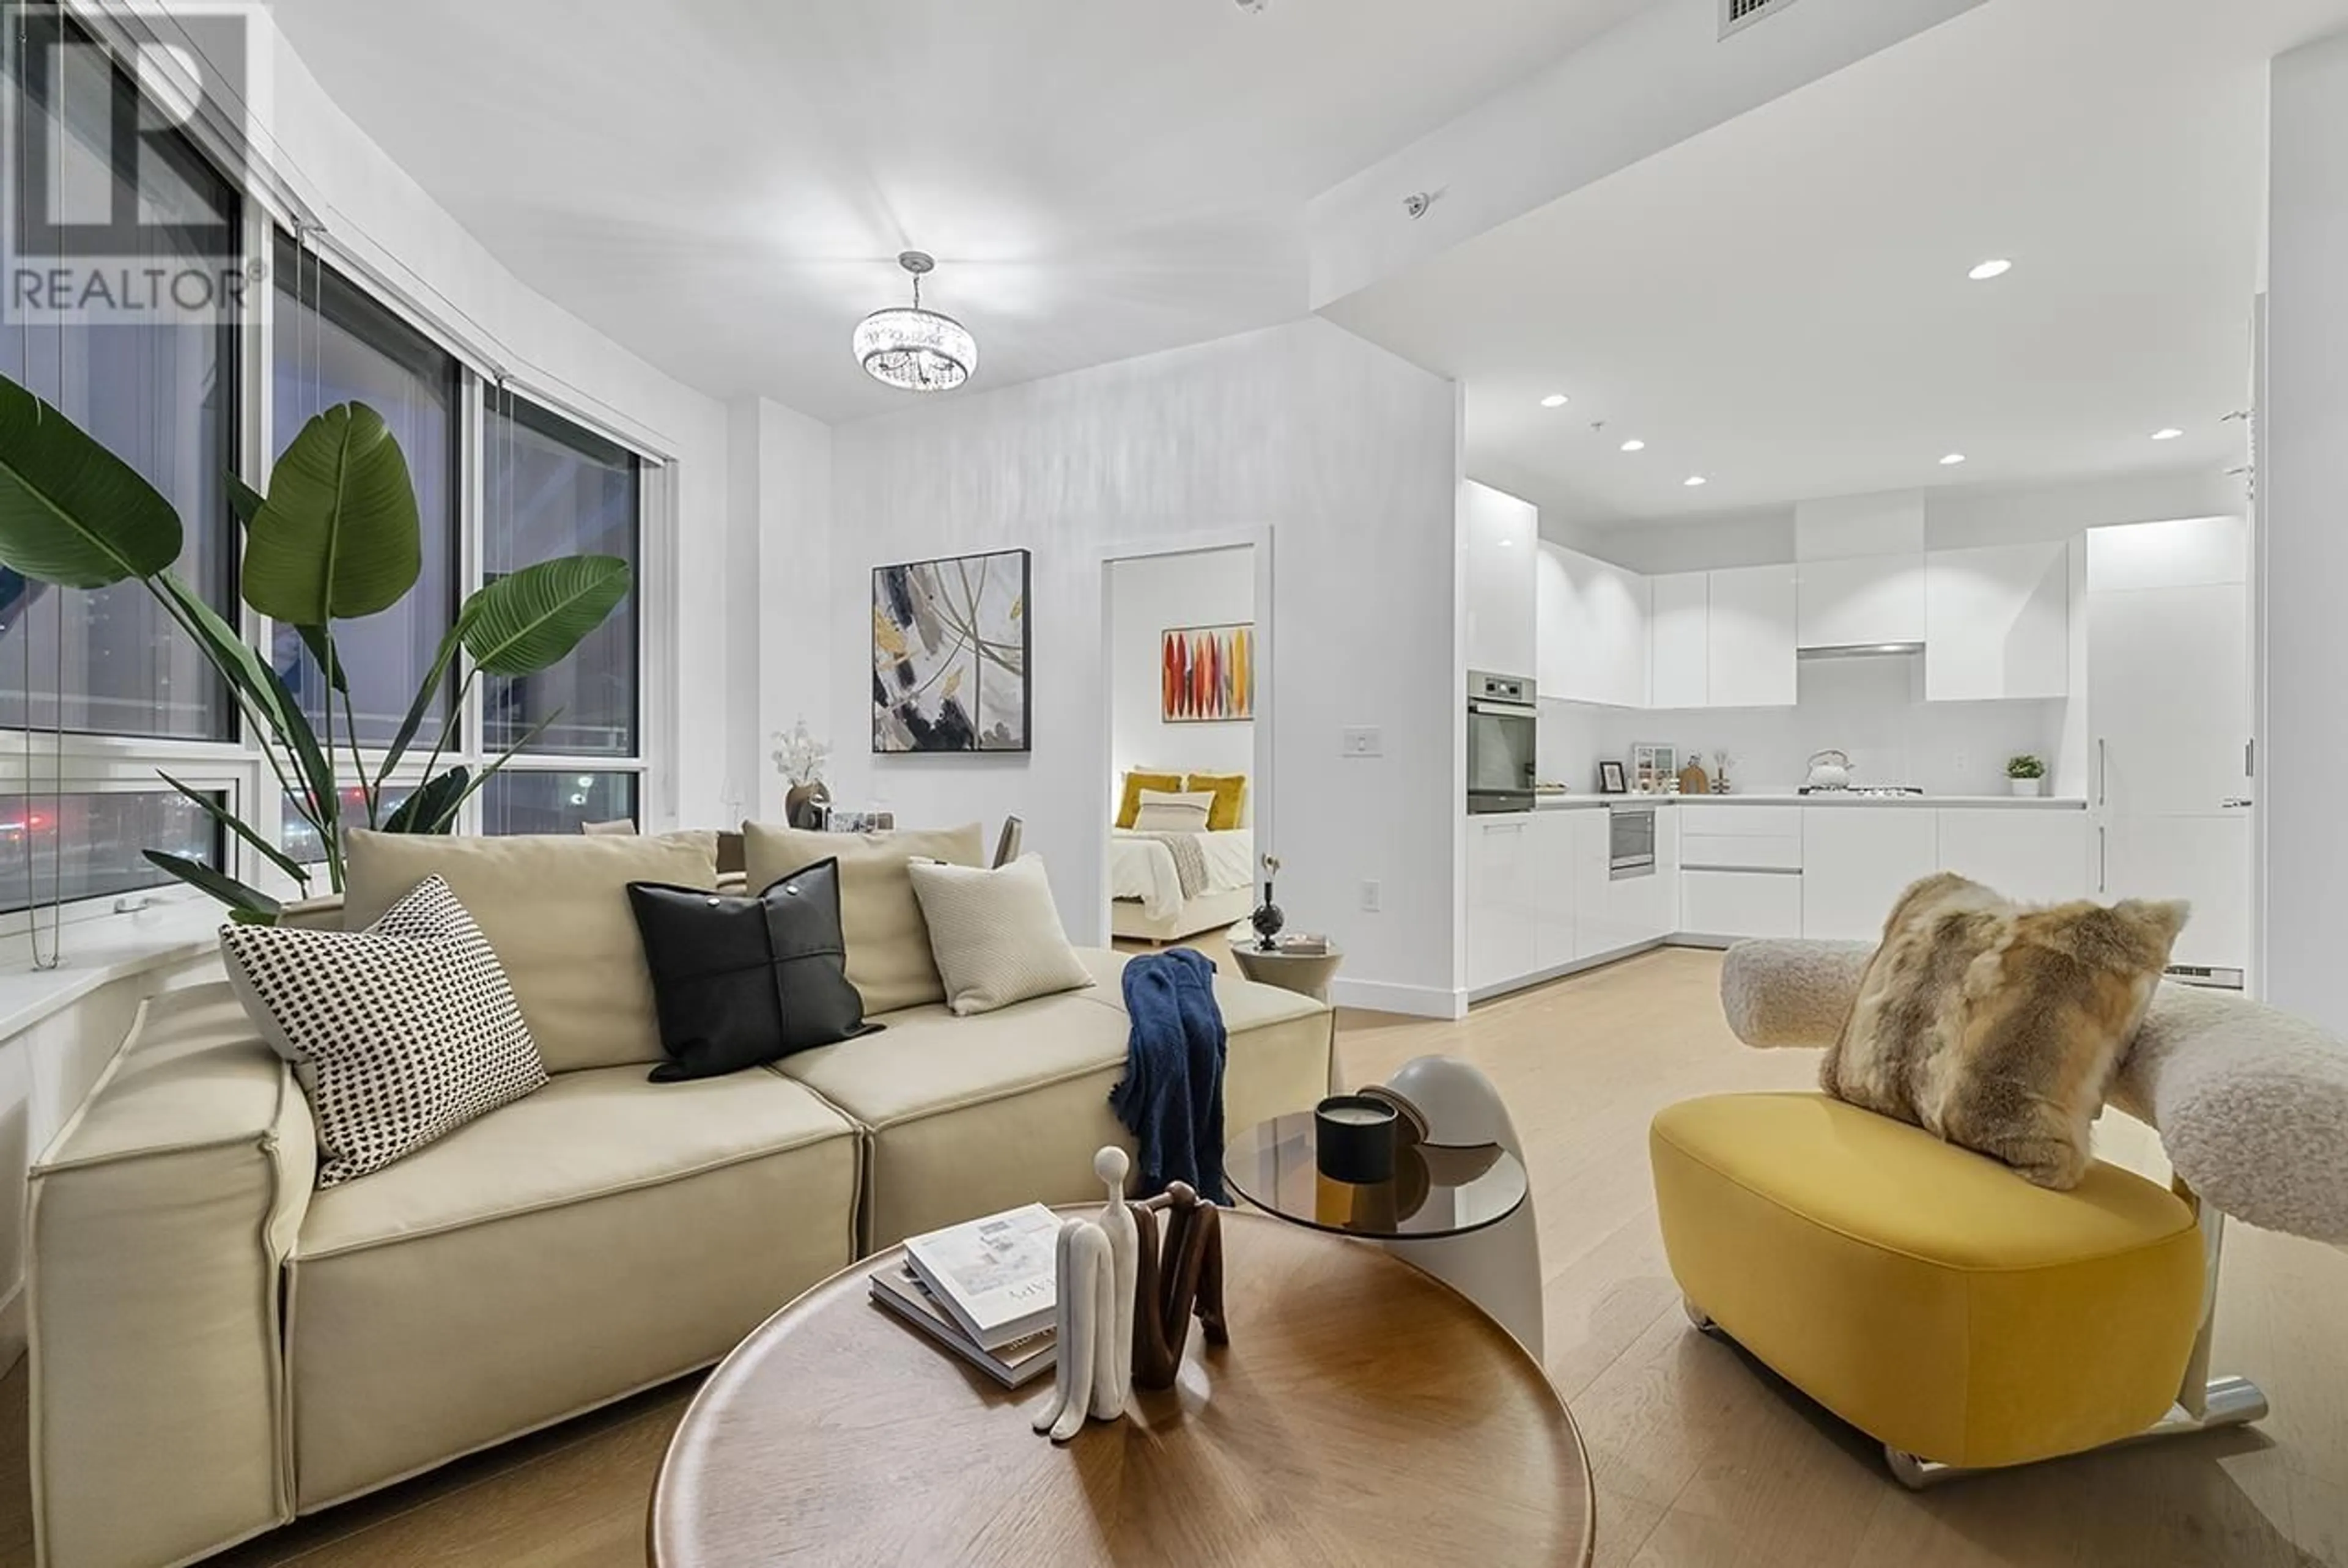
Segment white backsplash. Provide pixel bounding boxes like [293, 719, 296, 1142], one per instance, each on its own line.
[1540, 654, 2066, 797]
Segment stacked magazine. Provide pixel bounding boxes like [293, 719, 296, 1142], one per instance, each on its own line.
[871, 1202, 1060, 1387]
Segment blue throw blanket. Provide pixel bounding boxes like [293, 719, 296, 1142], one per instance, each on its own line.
[1110, 949, 1230, 1205]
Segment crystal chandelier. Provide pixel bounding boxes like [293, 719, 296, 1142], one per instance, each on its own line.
[853, 251, 976, 392]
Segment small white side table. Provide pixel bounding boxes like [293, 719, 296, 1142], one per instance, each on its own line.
[1227, 941, 1345, 1004]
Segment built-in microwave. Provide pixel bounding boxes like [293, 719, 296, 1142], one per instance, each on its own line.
[1467, 671, 1538, 814]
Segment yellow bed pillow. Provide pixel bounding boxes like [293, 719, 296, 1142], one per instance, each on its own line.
[1185, 773, 1248, 832]
[1117, 771, 1184, 830]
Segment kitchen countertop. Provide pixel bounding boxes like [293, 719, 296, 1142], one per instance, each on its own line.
[1520, 793, 2086, 812]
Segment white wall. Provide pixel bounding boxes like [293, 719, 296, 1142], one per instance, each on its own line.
[246, 12, 748, 828]
[1107, 548, 1257, 811]
[1571, 656, 2062, 796]
[2262, 31, 2348, 1029]
[824, 318, 1461, 1014]
[734, 399, 835, 822]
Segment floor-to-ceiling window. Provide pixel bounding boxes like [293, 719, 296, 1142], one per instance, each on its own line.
[0, 18, 659, 935]
[0, 12, 235, 915]
[478, 391, 643, 833]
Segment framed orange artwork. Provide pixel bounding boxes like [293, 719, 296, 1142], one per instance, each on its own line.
[1162, 624, 1254, 723]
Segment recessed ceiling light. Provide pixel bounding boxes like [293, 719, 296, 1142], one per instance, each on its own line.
[1683, 475, 1707, 487]
[1940, 452, 1967, 466]
[1540, 393, 1570, 408]
[1620, 439, 1647, 452]
[1968, 259, 2012, 281]
[2152, 427, 2185, 441]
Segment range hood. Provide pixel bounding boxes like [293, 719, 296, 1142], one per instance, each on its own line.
[1796, 641, 1925, 661]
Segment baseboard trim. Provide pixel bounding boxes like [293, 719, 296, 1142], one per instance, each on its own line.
[1327, 977, 1466, 1020]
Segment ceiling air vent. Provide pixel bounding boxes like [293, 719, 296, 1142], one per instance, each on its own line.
[1721, 0, 1801, 40]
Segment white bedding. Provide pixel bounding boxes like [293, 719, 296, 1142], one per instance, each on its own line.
[1109, 828, 1255, 920]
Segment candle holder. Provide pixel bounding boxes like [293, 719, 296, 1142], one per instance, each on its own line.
[1314, 1094, 1398, 1185]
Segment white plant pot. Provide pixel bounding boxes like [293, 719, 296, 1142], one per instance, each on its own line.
[2010, 778, 2043, 797]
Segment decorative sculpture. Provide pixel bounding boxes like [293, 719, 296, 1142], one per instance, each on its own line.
[1032, 1149, 1142, 1443]
[1032, 1149, 1233, 1440]
[1130, 1182, 1227, 1390]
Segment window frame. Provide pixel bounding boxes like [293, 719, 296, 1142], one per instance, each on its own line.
[0, 24, 668, 962]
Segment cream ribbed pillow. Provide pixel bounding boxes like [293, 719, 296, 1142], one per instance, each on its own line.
[906, 855, 1095, 1017]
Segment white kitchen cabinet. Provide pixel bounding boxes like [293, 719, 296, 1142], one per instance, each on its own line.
[1798, 554, 1927, 650]
[1925, 543, 2069, 701]
[1939, 809, 2089, 906]
[1801, 809, 1940, 941]
[1463, 482, 1538, 681]
[1705, 564, 1798, 708]
[2103, 817, 2250, 974]
[1682, 869, 1803, 940]
[1528, 811, 1578, 973]
[1465, 815, 1538, 994]
[1537, 543, 1650, 709]
[1649, 572, 1710, 709]
[1571, 809, 1615, 959]
[1608, 806, 1677, 946]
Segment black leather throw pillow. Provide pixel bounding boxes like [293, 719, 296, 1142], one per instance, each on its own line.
[626, 858, 880, 1082]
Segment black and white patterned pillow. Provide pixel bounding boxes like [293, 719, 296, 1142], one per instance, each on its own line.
[220, 875, 548, 1187]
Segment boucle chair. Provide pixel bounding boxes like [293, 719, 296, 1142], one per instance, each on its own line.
[1651, 940, 2348, 1487]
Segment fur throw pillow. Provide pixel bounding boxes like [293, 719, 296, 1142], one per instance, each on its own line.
[1821, 872, 2189, 1190]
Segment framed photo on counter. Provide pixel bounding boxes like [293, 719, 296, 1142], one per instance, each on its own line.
[1598, 760, 1628, 795]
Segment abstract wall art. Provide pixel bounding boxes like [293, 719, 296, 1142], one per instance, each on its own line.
[1161, 624, 1254, 724]
[872, 549, 1031, 753]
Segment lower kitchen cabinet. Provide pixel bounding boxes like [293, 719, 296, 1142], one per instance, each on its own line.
[1465, 816, 1538, 993]
[1801, 808, 1940, 941]
[1530, 811, 1579, 972]
[1571, 810, 1615, 960]
[1682, 869, 1802, 940]
[1938, 809, 2089, 907]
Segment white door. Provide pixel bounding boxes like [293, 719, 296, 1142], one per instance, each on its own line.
[1801, 809, 1938, 941]
[1682, 870, 1803, 940]
[1466, 817, 1538, 993]
[2089, 578, 2253, 973]
[1707, 565, 1798, 708]
[1650, 572, 1708, 708]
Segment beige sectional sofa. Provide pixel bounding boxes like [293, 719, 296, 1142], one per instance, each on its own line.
[25, 831, 1332, 1568]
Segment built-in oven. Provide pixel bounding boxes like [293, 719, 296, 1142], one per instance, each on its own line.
[1466, 671, 1538, 815]
[1609, 805, 1656, 878]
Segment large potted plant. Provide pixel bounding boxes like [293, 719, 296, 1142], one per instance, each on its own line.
[0, 375, 631, 923]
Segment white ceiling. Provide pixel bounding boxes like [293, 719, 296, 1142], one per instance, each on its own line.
[1324, 0, 2348, 526]
[264, 0, 1644, 421]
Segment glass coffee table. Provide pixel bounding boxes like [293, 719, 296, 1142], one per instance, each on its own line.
[1225, 1112, 1539, 1349]
[1223, 1112, 1529, 1239]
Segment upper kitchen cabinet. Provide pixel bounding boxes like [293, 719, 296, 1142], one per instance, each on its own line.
[1924, 542, 2070, 701]
[1463, 481, 1538, 680]
[1797, 554, 1926, 650]
[1537, 542, 1651, 708]
[1649, 572, 1710, 709]
[1706, 564, 1799, 707]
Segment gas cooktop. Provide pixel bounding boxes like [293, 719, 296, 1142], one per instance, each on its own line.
[1798, 786, 1925, 797]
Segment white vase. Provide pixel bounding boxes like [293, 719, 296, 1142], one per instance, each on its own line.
[2010, 778, 2043, 797]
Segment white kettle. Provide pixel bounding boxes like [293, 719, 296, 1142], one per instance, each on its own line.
[1806, 749, 1853, 792]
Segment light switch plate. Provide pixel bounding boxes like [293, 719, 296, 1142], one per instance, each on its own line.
[1360, 880, 1383, 913]
[1342, 727, 1383, 758]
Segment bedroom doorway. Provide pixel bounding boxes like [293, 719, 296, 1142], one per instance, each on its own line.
[1101, 539, 1271, 954]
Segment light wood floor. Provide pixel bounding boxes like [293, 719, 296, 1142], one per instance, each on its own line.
[2, 947, 2341, 1567]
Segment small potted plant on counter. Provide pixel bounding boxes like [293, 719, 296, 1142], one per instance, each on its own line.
[2006, 754, 2047, 797]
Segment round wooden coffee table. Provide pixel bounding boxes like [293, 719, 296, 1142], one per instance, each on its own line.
[651, 1209, 1593, 1567]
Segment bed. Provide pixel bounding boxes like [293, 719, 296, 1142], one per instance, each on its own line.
[1110, 826, 1256, 944]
